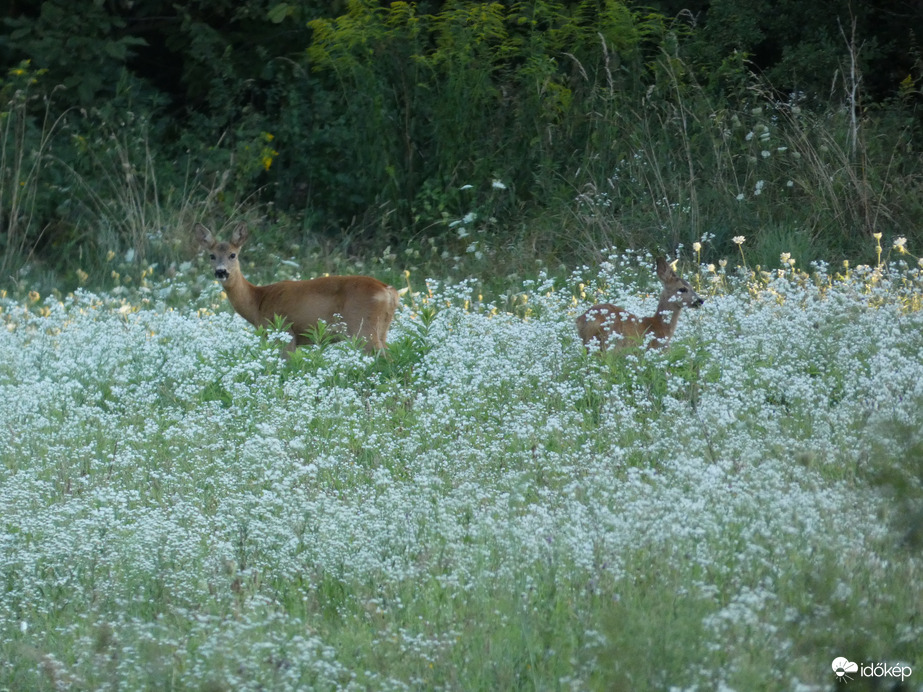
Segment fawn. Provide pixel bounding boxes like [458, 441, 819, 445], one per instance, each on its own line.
[576, 257, 703, 351]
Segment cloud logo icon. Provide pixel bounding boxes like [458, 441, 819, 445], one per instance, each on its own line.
[832, 657, 859, 681]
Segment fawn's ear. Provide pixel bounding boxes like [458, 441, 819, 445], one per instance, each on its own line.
[195, 223, 215, 249]
[655, 256, 676, 281]
[230, 223, 249, 248]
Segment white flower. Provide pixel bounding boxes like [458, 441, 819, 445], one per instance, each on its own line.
[736, 193, 745, 201]
[693, 242, 702, 252]
[732, 236, 746, 245]
[491, 179, 507, 190]
[893, 236, 907, 252]
[761, 150, 770, 158]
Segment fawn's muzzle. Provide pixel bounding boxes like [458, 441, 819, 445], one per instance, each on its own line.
[214, 268, 229, 280]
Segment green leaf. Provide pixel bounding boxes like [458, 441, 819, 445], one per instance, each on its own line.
[268, 3, 292, 24]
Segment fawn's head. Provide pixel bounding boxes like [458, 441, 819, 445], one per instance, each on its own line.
[195, 223, 249, 282]
[655, 257, 704, 310]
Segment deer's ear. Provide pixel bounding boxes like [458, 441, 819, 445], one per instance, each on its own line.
[654, 256, 670, 276]
[655, 256, 680, 283]
[195, 223, 215, 249]
[230, 223, 249, 248]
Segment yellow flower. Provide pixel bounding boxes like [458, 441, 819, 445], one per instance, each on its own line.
[261, 148, 279, 171]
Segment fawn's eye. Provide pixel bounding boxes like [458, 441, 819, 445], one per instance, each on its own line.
[677, 287, 688, 293]
[229, 253, 236, 260]
[209, 254, 216, 260]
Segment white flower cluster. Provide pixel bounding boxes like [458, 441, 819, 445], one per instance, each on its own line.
[0, 259, 921, 688]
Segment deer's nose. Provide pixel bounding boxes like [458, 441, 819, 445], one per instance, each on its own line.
[214, 268, 229, 281]
[692, 297, 704, 308]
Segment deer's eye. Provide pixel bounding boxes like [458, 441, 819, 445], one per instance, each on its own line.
[229, 253, 237, 260]
[209, 254, 216, 260]
[677, 287, 688, 293]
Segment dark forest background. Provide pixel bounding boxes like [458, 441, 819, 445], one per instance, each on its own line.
[1, 0, 922, 288]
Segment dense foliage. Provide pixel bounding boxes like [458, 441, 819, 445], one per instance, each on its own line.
[0, 1, 921, 288]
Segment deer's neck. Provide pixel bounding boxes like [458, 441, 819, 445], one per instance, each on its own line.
[649, 293, 684, 341]
[222, 271, 262, 327]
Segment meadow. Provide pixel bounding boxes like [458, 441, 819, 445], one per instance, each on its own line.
[1, 246, 922, 691]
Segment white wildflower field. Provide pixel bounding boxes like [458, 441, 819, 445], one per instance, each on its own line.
[1, 255, 921, 690]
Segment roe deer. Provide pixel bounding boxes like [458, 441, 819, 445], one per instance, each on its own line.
[196, 223, 400, 354]
[576, 257, 703, 351]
